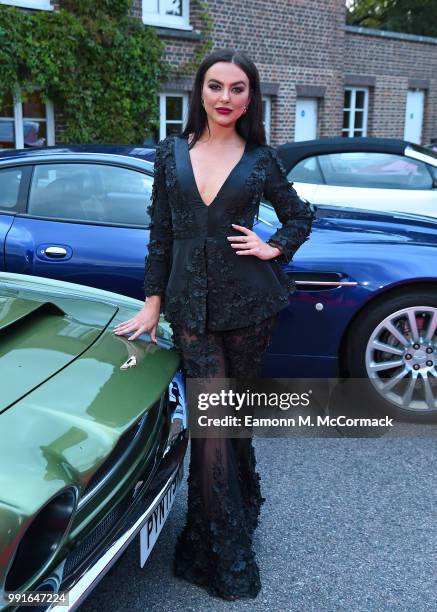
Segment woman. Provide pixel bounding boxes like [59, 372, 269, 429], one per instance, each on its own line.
[113, 48, 315, 600]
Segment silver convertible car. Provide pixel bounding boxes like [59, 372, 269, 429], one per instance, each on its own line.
[277, 138, 437, 218]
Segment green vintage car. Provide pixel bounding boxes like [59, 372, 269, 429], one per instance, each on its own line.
[0, 272, 188, 611]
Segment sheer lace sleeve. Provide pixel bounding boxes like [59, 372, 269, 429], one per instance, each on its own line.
[263, 147, 316, 265]
[143, 138, 173, 298]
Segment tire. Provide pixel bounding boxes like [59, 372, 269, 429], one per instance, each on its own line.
[345, 290, 437, 423]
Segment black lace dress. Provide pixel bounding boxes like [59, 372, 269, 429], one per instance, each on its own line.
[144, 134, 315, 600]
[171, 314, 279, 600]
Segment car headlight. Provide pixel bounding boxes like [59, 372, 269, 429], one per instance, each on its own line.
[5, 488, 77, 592]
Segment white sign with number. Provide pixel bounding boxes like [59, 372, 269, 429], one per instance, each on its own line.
[139, 464, 184, 568]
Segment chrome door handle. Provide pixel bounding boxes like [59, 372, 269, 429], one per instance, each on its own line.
[44, 246, 68, 258]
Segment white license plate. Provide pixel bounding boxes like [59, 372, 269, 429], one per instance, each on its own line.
[139, 463, 184, 567]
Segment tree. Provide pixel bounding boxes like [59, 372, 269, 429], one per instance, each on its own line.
[346, 0, 437, 37]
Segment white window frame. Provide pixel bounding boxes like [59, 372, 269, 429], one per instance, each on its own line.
[142, 0, 192, 31]
[0, 90, 55, 149]
[262, 95, 272, 144]
[0, 0, 54, 10]
[342, 87, 368, 137]
[159, 92, 188, 140]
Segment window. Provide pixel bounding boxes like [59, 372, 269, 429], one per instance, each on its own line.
[142, 0, 192, 30]
[262, 96, 271, 144]
[28, 163, 153, 225]
[318, 152, 433, 190]
[158, 93, 188, 140]
[0, 0, 53, 9]
[288, 156, 324, 185]
[0, 91, 55, 150]
[342, 87, 368, 137]
[0, 167, 23, 211]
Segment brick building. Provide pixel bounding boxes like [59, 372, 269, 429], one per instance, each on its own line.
[1, 0, 436, 148]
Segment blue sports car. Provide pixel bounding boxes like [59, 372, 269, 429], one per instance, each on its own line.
[0, 145, 436, 422]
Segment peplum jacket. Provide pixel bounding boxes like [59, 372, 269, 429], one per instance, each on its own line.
[143, 134, 316, 334]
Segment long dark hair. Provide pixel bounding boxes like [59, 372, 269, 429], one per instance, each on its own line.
[180, 48, 267, 149]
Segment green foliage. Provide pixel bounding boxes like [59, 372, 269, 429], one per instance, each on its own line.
[0, 0, 170, 143]
[346, 0, 437, 37]
[62, 0, 132, 18]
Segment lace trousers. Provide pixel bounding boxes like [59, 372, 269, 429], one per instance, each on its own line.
[170, 313, 278, 600]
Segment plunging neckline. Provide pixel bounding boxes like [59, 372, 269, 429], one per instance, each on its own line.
[185, 136, 248, 208]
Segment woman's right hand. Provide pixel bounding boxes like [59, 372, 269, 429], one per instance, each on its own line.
[113, 298, 161, 343]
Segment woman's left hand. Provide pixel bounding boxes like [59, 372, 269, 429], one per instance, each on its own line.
[227, 224, 281, 261]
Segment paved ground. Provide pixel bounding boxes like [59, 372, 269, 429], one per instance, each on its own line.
[79, 433, 437, 612]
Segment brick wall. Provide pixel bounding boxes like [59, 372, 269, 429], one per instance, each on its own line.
[345, 28, 437, 144]
[131, 0, 437, 146]
[132, 0, 347, 144]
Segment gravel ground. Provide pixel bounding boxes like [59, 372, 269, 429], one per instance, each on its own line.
[79, 434, 437, 612]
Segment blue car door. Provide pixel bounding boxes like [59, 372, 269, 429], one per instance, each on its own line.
[0, 165, 32, 272]
[5, 160, 152, 301]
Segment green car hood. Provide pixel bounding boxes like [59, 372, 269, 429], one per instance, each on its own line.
[0, 275, 180, 579]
